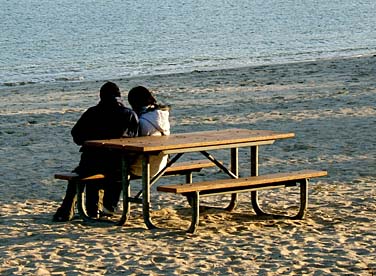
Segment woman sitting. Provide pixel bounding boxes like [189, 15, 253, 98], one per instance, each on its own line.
[127, 86, 171, 177]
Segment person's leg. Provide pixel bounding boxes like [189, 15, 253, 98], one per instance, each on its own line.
[102, 157, 123, 215]
[102, 177, 122, 215]
[53, 181, 77, 222]
[85, 181, 100, 218]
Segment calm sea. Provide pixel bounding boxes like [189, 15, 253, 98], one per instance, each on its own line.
[1, 0, 375, 87]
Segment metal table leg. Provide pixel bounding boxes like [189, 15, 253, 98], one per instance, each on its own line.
[226, 148, 239, 211]
[142, 154, 157, 229]
[118, 156, 131, 226]
[250, 145, 268, 215]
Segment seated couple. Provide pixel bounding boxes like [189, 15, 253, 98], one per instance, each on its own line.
[53, 82, 170, 222]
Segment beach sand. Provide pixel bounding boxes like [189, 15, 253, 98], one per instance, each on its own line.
[0, 55, 375, 275]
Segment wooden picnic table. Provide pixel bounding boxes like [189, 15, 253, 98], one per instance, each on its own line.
[85, 128, 295, 229]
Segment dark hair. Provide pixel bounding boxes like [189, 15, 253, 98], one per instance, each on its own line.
[127, 86, 157, 111]
[100, 81, 121, 102]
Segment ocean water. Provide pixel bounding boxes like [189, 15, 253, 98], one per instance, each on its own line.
[1, 0, 376, 87]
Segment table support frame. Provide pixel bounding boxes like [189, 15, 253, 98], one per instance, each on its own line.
[99, 131, 293, 230]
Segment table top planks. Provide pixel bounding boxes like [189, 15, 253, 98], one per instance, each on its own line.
[84, 128, 295, 153]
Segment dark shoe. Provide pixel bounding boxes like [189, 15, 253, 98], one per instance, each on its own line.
[53, 181, 77, 222]
[99, 206, 115, 217]
[53, 206, 74, 222]
[86, 209, 99, 219]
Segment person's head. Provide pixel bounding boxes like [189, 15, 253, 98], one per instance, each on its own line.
[128, 86, 157, 112]
[100, 81, 121, 102]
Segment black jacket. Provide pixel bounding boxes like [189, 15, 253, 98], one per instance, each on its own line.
[72, 99, 139, 176]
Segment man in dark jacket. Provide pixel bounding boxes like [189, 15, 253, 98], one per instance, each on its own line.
[53, 82, 138, 221]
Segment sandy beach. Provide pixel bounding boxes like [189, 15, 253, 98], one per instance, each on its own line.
[0, 55, 375, 275]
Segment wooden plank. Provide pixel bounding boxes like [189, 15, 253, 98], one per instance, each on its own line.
[54, 173, 105, 181]
[165, 160, 215, 173]
[161, 140, 275, 155]
[157, 170, 327, 194]
[54, 160, 215, 181]
[85, 129, 295, 152]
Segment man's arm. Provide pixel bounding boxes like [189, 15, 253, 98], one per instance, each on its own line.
[71, 108, 93, 145]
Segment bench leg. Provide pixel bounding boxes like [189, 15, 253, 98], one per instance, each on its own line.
[225, 194, 238, 211]
[251, 179, 309, 219]
[294, 179, 308, 219]
[251, 191, 268, 216]
[75, 181, 97, 222]
[187, 192, 200, 234]
[250, 146, 265, 215]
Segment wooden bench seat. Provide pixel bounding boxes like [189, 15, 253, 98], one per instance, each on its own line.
[54, 160, 217, 221]
[157, 170, 327, 233]
[55, 159, 216, 181]
[55, 173, 105, 181]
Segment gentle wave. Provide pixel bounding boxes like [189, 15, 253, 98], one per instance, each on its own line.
[1, 0, 376, 88]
